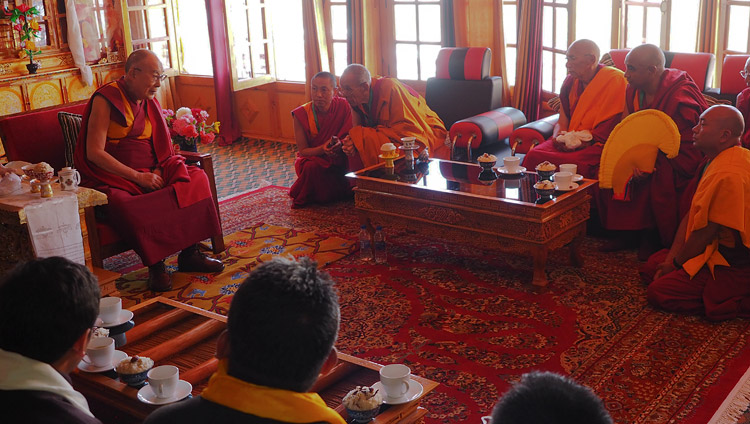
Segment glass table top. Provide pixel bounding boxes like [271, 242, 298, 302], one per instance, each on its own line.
[348, 158, 589, 205]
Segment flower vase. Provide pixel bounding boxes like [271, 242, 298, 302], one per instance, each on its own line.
[26, 59, 39, 74]
[175, 137, 198, 153]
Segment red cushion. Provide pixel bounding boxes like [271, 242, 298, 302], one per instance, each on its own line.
[0, 102, 87, 170]
[721, 55, 750, 96]
[668, 52, 714, 91]
[608, 50, 629, 71]
[435, 47, 491, 81]
[449, 108, 526, 148]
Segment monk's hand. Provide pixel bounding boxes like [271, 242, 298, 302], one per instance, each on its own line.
[654, 260, 676, 280]
[630, 167, 652, 184]
[553, 138, 576, 153]
[342, 136, 357, 157]
[136, 171, 165, 192]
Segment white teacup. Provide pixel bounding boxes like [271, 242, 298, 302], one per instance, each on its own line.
[380, 364, 411, 399]
[58, 167, 81, 191]
[400, 136, 416, 149]
[148, 365, 180, 399]
[554, 171, 574, 188]
[86, 337, 115, 367]
[559, 163, 577, 175]
[503, 156, 520, 173]
[99, 297, 122, 325]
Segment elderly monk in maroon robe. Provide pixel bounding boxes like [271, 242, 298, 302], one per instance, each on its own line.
[522, 39, 627, 179]
[74, 50, 223, 291]
[737, 57, 750, 148]
[290, 72, 352, 208]
[598, 44, 708, 259]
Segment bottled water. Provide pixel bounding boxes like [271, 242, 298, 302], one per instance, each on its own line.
[358, 225, 372, 262]
[373, 226, 387, 264]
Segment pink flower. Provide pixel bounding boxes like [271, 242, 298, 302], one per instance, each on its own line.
[200, 132, 215, 145]
[172, 116, 198, 138]
[193, 109, 209, 123]
[162, 109, 174, 118]
[13, 23, 22, 32]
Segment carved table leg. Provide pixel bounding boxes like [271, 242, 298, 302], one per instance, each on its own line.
[570, 232, 584, 268]
[531, 246, 549, 287]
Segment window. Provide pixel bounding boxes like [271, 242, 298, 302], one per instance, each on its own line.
[503, 0, 518, 86]
[719, 0, 750, 55]
[541, 0, 572, 93]
[619, 0, 699, 52]
[575, 0, 612, 55]
[123, 0, 178, 70]
[392, 0, 442, 81]
[226, 0, 305, 89]
[329, 0, 348, 76]
[175, 1, 212, 75]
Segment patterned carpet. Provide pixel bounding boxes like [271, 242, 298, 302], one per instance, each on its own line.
[112, 185, 750, 424]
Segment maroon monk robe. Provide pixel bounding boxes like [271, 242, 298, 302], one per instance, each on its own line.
[522, 65, 622, 179]
[598, 69, 708, 246]
[74, 77, 221, 266]
[289, 96, 353, 207]
[738, 87, 750, 148]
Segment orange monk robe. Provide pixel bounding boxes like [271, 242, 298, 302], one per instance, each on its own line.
[349, 77, 448, 168]
[522, 66, 627, 179]
[644, 146, 750, 320]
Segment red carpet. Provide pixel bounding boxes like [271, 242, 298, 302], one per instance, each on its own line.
[111, 186, 750, 423]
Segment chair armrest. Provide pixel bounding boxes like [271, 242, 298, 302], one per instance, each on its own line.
[179, 151, 211, 161]
[509, 114, 559, 155]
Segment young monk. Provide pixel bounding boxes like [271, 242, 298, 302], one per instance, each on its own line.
[289, 72, 353, 208]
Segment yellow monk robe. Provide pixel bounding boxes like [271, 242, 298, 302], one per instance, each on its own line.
[350, 77, 448, 168]
[682, 145, 750, 278]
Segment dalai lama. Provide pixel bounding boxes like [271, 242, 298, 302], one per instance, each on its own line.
[74, 49, 224, 292]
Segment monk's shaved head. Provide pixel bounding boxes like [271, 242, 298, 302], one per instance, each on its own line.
[568, 39, 600, 63]
[693, 105, 745, 157]
[708, 105, 745, 137]
[341, 64, 371, 86]
[626, 44, 665, 71]
[125, 49, 161, 73]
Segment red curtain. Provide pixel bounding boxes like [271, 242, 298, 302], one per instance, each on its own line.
[205, 0, 241, 145]
[513, 0, 543, 121]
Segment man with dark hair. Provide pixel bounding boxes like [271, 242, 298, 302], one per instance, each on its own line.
[491, 371, 613, 424]
[74, 48, 224, 292]
[0, 257, 102, 424]
[145, 257, 346, 424]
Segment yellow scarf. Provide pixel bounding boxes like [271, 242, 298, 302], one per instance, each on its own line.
[201, 360, 346, 424]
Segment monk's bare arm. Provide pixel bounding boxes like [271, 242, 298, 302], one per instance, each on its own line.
[86, 96, 164, 191]
[294, 118, 331, 157]
[674, 221, 721, 266]
[554, 107, 570, 138]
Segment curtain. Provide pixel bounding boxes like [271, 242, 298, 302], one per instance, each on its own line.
[347, 0, 388, 75]
[347, 0, 364, 66]
[696, 0, 718, 53]
[302, 0, 333, 99]
[451, 0, 511, 106]
[66, 0, 93, 86]
[206, 0, 241, 145]
[513, 0, 542, 121]
[441, 0, 455, 47]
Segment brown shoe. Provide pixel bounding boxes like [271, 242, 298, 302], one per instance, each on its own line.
[177, 245, 224, 273]
[148, 261, 172, 292]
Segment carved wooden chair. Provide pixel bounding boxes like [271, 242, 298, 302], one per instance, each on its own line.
[58, 112, 225, 269]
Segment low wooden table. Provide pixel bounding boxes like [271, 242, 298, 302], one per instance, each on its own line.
[72, 297, 438, 424]
[347, 158, 596, 286]
[0, 181, 119, 295]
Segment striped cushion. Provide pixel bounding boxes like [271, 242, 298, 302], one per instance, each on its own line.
[435, 47, 491, 81]
[58, 112, 82, 168]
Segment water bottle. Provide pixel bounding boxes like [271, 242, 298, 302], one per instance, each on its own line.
[358, 225, 372, 262]
[373, 226, 387, 264]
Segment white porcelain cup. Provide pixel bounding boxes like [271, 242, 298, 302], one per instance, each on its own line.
[148, 365, 180, 399]
[58, 167, 81, 191]
[380, 364, 411, 399]
[400, 136, 416, 149]
[503, 156, 520, 172]
[559, 163, 577, 175]
[86, 337, 115, 367]
[554, 171, 574, 188]
[99, 297, 122, 325]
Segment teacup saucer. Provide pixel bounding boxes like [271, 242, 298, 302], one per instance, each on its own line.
[371, 379, 424, 405]
[97, 310, 134, 328]
[497, 166, 526, 175]
[572, 174, 583, 182]
[378, 154, 399, 160]
[555, 183, 578, 192]
[137, 380, 192, 405]
[78, 350, 127, 373]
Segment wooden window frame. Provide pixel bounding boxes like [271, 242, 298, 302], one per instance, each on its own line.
[121, 0, 180, 75]
[326, 0, 347, 76]
[542, 0, 575, 94]
[225, 0, 275, 91]
[389, 0, 442, 81]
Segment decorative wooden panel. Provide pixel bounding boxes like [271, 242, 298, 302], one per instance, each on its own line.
[28, 79, 63, 109]
[65, 75, 97, 102]
[100, 68, 124, 84]
[0, 86, 24, 116]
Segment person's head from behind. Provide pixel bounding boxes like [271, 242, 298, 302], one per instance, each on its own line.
[490, 371, 613, 424]
[124, 49, 166, 101]
[311, 71, 337, 112]
[339, 64, 372, 108]
[0, 257, 100, 371]
[220, 256, 340, 392]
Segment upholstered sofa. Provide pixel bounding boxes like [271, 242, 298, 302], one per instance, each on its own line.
[705, 54, 750, 103]
[509, 49, 717, 154]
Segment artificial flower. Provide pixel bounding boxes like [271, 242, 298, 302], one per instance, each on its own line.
[17, 4, 29, 13]
[175, 107, 192, 119]
[29, 19, 39, 30]
[200, 132, 215, 144]
[24, 40, 35, 50]
[163, 107, 219, 148]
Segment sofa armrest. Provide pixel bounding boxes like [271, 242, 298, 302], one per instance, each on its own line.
[509, 114, 559, 155]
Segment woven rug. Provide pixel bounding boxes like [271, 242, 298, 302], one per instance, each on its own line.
[113, 186, 750, 424]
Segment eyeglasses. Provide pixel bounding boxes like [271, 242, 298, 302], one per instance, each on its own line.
[741, 70, 748, 79]
[134, 67, 168, 83]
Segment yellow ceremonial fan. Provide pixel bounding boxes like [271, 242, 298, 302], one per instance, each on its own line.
[599, 109, 681, 198]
